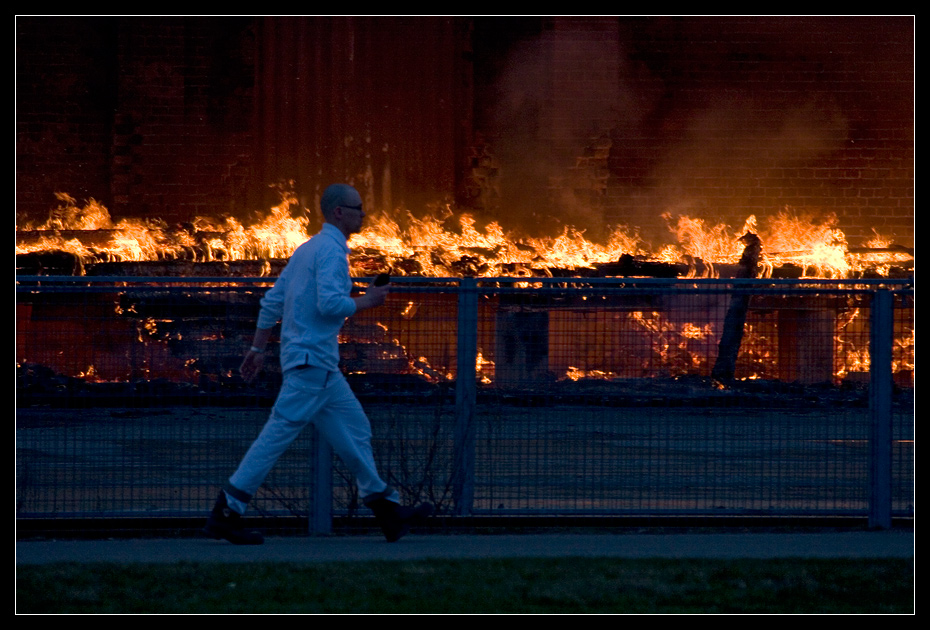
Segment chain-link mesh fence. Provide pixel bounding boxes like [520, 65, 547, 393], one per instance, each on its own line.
[16, 277, 913, 532]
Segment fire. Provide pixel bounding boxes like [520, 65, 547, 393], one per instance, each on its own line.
[762, 208, 850, 277]
[661, 212, 754, 265]
[834, 307, 869, 380]
[627, 311, 716, 375]
[16, 192, 911, 280]
[659, 209, 868, 278]
[349, 207, 647, 276]
[476, 349, 494, 384]
[563, 366, 618, 382]
[15, 191, 305, 267]
[16, 193, 173, 262]
[15, 192, 913, 390]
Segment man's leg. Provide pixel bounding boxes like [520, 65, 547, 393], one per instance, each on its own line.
[311, 372, 396, 500]
[205, 368, 328, 544]
[314, 373, 432, 542]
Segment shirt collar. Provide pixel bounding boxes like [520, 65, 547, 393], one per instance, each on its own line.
[320, 222, 350, 252]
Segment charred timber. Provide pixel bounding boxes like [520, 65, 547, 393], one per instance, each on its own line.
[711, 233, 763, 382]
[16, 250, 86, 276]
[85, 259, 288, 278]
[594, 254, 686, 278]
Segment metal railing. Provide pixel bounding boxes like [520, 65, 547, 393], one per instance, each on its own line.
[16, 276, 914, 531]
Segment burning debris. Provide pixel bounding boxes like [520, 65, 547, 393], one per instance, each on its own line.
[16, 193, 914, 397]
[15, 194, 914, 280]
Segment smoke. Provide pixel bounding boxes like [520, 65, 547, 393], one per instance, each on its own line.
[646, 91, 850, 229]
[477, 19, 856, 251]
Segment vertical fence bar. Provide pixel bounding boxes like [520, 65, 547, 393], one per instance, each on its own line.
[308, 427, 333, 534]
[452, 277, 478, 515]
[868, 289, 893, 529]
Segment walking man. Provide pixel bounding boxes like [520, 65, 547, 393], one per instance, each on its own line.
[204, 183, 432, 544]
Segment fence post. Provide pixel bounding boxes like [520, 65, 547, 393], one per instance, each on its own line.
[308, 427, 333, 534]
[868, 289, 893, 529]
[452, 277, 478, 515]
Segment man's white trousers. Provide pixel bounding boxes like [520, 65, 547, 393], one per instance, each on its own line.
[226, 366, 398, 513]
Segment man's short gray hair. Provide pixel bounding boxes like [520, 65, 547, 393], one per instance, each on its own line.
[320, 184, 362, 219]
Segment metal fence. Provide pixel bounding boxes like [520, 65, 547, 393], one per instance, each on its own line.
[16, 276, 914, 532]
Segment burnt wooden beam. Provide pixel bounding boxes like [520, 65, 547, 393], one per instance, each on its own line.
[711, 232, 762, 382]
[16, 250, 85, 276]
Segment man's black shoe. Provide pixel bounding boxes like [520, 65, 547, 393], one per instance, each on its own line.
[364, 495, 434, 543]
[203, 492, 264, 545]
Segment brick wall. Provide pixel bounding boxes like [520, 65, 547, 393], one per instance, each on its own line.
[250, 17, 472, 217]
[107, 17, 255, 223]
[18, 17, 913, 248]
[16, 17, 118, 220]
[17, 17, 255, 225]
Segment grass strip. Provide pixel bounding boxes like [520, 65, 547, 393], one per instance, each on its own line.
[16, 557, 913, 614]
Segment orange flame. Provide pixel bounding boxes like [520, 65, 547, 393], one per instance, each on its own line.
[16, 193, 913, 388]
[17, 192, 911, 280]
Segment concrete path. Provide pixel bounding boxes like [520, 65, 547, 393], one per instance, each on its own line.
[16, 530, 914, 565]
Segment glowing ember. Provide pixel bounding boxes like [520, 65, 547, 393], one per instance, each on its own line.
[476, 349, 495, 384]
[563, 366, 618, 382]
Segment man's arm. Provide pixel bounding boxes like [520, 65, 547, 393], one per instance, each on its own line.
[239, 266, 289, 383]
[316, 241, 389, 316]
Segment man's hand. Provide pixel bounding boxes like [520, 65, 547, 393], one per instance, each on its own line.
[354, 277, 390, 311]
[239, 350, 265, 383]
[240, 328, 273, 383]
[366, 282, 390, 307]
